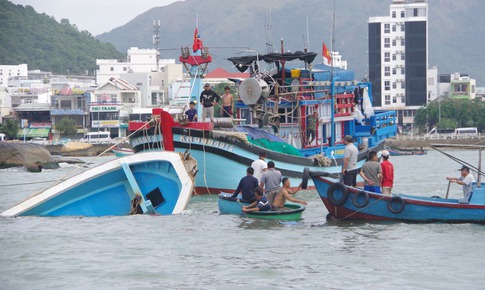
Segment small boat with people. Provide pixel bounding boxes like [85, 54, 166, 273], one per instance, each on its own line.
[303, 144, 485, 223]
[218, 192, 305, 221]
[387, 146, 427, 156]
[1, 151, 197, 217]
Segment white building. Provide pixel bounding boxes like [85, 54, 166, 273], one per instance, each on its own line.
[0, 64, 28, 87]
[96, 47, 177, 84]
[368, 0, 428, 128]
[438, 72, 477, 100]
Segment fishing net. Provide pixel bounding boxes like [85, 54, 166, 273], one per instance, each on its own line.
[248, 138, 302, 156]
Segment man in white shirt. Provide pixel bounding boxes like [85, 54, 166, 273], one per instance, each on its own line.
[251, 151, 267, 182]
[341, 135, 359, 187]
[447, 165, 475, 200]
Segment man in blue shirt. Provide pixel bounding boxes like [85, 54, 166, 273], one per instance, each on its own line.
[185, 101, 198, 122]
[231, 167, 259, 202]
[242, 187, 271, 212]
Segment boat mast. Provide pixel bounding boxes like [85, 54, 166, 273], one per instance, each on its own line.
[330, 0, 336, 147]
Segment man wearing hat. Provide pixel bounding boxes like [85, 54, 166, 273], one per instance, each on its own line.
[446, 165, 476, 201]
[342, 135, 359, 186]
[380, 149, 394, 195]
[199, 83, 221, 123]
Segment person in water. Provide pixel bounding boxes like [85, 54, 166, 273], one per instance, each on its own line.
[271, 177, 307, 210]
[242, 187, 271, 212]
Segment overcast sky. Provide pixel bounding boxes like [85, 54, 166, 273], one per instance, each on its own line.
[10, 0, 182, 35]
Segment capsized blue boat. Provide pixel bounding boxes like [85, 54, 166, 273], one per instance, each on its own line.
[1, 151, 197, 217]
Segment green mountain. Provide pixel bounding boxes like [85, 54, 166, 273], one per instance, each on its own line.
[97, 0, 485, 85]
[0, 0, 124, 75]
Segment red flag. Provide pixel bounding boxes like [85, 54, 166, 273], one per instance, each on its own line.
[322, 42, 331, 64]
[192, 27, 203, 52]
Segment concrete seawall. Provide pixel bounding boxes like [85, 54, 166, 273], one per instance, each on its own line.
[385, 138, 485, 149]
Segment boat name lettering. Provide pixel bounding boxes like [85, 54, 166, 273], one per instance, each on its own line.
[179, 135, 234, 152]
[131, 135, 163, 147]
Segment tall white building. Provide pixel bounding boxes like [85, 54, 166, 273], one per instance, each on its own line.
[0, 64, 28, 87]
[368, 0, 428, 128]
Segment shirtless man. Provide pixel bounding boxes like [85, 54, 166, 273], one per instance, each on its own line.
[221, 86, 234, 117]
[272, 177, 307, 210]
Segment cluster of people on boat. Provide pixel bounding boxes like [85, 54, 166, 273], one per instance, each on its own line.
[231, 151, 307, 213]
[184, 83, 234, 123]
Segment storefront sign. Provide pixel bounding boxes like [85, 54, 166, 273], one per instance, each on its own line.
[91, 120, 120, 128]
[90, 106, 121, 112]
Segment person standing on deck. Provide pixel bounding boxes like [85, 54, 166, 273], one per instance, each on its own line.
[251, 151, 267, 182]
[446, 165, 476, 201]
[341, 135, 359, 187]
[359, 151, 382, 193]
[231, 167, 259, 203]
[199, 83, 221, 123]
[221, 86, 234, 117]
[271, 177, 307, 210]
[380, 150, 394, 195]
[306, 111, 319, 146]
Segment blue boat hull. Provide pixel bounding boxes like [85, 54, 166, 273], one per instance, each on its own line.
[309, 171, 485, 223]
[1, 152, 195, 217]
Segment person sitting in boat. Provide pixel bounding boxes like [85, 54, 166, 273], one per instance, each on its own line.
[199, 83, 221, 123]
[342, 135, 359, 187]
[242, 187, 271, 213]
[446, 165, 476, 201]
[231, 167, 259, 203]
[271, 177, 307, 210]
[359, 150, 382, 193]
[251, 151, 267, 182]
[185, 101, 198, 122]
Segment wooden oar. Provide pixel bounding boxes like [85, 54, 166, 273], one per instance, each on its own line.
[445, 180, 452, 199]
[236, 199, 247, 216]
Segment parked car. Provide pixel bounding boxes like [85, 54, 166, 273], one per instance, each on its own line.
[30, 138, 48, 145]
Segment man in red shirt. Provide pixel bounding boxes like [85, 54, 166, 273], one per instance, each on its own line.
[380, 150, 394, 195]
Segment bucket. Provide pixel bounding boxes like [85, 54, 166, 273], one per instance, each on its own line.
[291, 69, 301, 78]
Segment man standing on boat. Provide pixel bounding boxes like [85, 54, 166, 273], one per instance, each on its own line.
[342, 135, 359, 187]
[231, 167, 259, 203]
[306, 111, 319, 146]
[271, 177, 307, 210]
[221, 86, 234, 117]
[199, 83, 221, 123]
[260, 161, 282, 206]
[447, 165, 476, 201]
[380, 150, 394, 195]
[251, 151, 267, 182]
[185, 101, 198, 122]
[359, 151, 382, 193]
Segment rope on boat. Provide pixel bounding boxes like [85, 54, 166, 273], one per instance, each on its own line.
[201, 129, 212, 195]
[432, 146, 485, 177]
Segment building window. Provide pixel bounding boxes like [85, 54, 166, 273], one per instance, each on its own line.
[384, 38, 390, 48]
[384, 52, 390, 62]
[401, 53, 405, 60]
[392, 25, 396, 32]
[401, 24, 405, 32]
[392, 54, 396, 61]
[401, 39, 405, 46]
[428, 78, 434, 86]
[110, 67, 114, 72]
[385, 67, 390, 76]
[392, 11, 396, 18]
[384, 24, 390, 33]
[414, 8, 418, 17]
[401, 11, 405, 18]
[384, 81, 390, 91]
[401, 67, 405, 74]
[385, 95, 391, 105]
[123, 67, 127, 72]
[393, 96, 397, 103]
[393, 82, 397, 89]
[392, 39, 396, 46]
[393, 68, 397, 75]
[401, 82, 405, 89]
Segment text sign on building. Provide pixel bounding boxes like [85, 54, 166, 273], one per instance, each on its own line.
[90, 106, 121, 112]
[91, 120, 120, 128]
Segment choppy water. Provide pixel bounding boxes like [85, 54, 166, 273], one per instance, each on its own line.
[1, 151, 485, 289]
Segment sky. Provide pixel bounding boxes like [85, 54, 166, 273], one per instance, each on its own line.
[10, 0, 182, 35]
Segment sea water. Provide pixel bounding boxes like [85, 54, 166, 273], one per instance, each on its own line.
[1, 151, 484, 289]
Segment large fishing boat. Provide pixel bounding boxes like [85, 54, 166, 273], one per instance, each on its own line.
[128, 31, 396, 194]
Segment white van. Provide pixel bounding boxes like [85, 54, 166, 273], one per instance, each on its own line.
[80, 132, 112, 144]
[424, 127, 455, 139]
[454, 127, 478, 139]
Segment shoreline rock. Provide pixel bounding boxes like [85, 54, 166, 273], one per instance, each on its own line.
[0, 142, 59, 170]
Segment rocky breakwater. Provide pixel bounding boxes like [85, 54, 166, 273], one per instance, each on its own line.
[60, 142, 98, 157]
[0, 142, 59, 172]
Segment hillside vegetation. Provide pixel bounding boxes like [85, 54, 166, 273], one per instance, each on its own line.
[97, 0, 485, 84]
[0, 0, 124, 75]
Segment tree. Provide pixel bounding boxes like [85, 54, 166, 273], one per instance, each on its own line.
[0, 119, 19, 140]
[55, 118, 78, 135]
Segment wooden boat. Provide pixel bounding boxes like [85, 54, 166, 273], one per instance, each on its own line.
[1, 151, 197, 217]
[387, 147, 427, 156]
[112, 147, 134, 157]
[303, 144, 485, 223]
[218, 192, 305, 221]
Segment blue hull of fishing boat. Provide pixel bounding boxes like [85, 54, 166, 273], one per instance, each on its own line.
[309, 170, 485, 223]
[1, 152, 196, 217]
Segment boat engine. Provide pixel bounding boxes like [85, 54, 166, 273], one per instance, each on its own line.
[238, 77, 270, 106]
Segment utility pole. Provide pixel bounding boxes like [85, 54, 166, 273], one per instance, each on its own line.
[153, 20, 161, 71]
